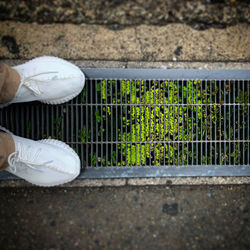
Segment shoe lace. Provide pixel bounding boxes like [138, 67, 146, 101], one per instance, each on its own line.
[21, 71, 58, 96]
[8, 145, 53, 173]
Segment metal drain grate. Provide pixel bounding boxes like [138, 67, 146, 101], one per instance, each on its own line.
[0, 69, 249, 179]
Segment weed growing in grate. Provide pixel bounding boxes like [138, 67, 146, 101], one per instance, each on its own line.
[98, 80, 209, 165]
[35, 79, 246, 167]
[27, 120, 31, 136]
[14, 79, 249, 167]
[88, 79, 249, 166]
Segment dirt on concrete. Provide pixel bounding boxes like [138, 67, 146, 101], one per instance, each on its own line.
[0, 185, 249, 249]
[0, 0, 249, 30]
[0, 22, 249, 61]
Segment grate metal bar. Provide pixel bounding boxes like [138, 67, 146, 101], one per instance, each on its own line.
[65, 140, 250, 144]
[0, 69, 250, 180]
[243, 81, 245, 163]
[248, 80, 250, 165]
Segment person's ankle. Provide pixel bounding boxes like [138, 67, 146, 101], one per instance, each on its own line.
[0, 64, 21, 104]
[0, 131, 16, 170]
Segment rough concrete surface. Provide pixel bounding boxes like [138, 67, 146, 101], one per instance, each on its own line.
[2, 59, 250, 69]
[0, 0, 249, 29]
[0, 22, 250, 61]
[0, 185, 249, 250]
[0, 2, 249, 249]
[1, 177, 250, 188]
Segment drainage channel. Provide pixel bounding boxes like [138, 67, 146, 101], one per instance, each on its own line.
[0, 69, 250, 180]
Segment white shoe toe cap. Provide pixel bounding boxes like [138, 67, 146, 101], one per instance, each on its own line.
[12, 56, 85, 105]
[7, 136, 81, 187]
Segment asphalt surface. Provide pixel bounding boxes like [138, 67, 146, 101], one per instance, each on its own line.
[0, 185, 249, 249]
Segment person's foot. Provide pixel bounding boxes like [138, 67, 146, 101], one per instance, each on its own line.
[1, 56, 85, 107]
[0, 126, 80, 186]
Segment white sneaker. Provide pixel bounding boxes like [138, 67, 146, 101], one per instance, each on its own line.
[0, 127, 80, 186]
[2, 56, 85, 107]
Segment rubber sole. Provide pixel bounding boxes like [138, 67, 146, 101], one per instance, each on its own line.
[0, 102, 10, 109]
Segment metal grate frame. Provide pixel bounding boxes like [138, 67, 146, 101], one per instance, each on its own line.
[0, 69, 249, 179]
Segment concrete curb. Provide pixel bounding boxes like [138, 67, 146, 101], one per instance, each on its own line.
[0, 22, 250, 61]
[1, 60, 250, 69]
[0, 177, 249, 187]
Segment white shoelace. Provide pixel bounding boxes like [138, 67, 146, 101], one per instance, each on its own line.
[21, 71, 58, 96]
[8, 147, 53, 173]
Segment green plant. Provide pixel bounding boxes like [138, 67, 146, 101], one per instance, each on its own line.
[27, 120, 31, 136]
[114, 80, 210, 165]
[90, 79, 246, 166]
[44, 79, 245, 167]
[78, 127, 87, 142]
[53, 116, 63, 139]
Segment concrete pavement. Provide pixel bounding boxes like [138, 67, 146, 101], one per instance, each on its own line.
[1, 22, 250, 61]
